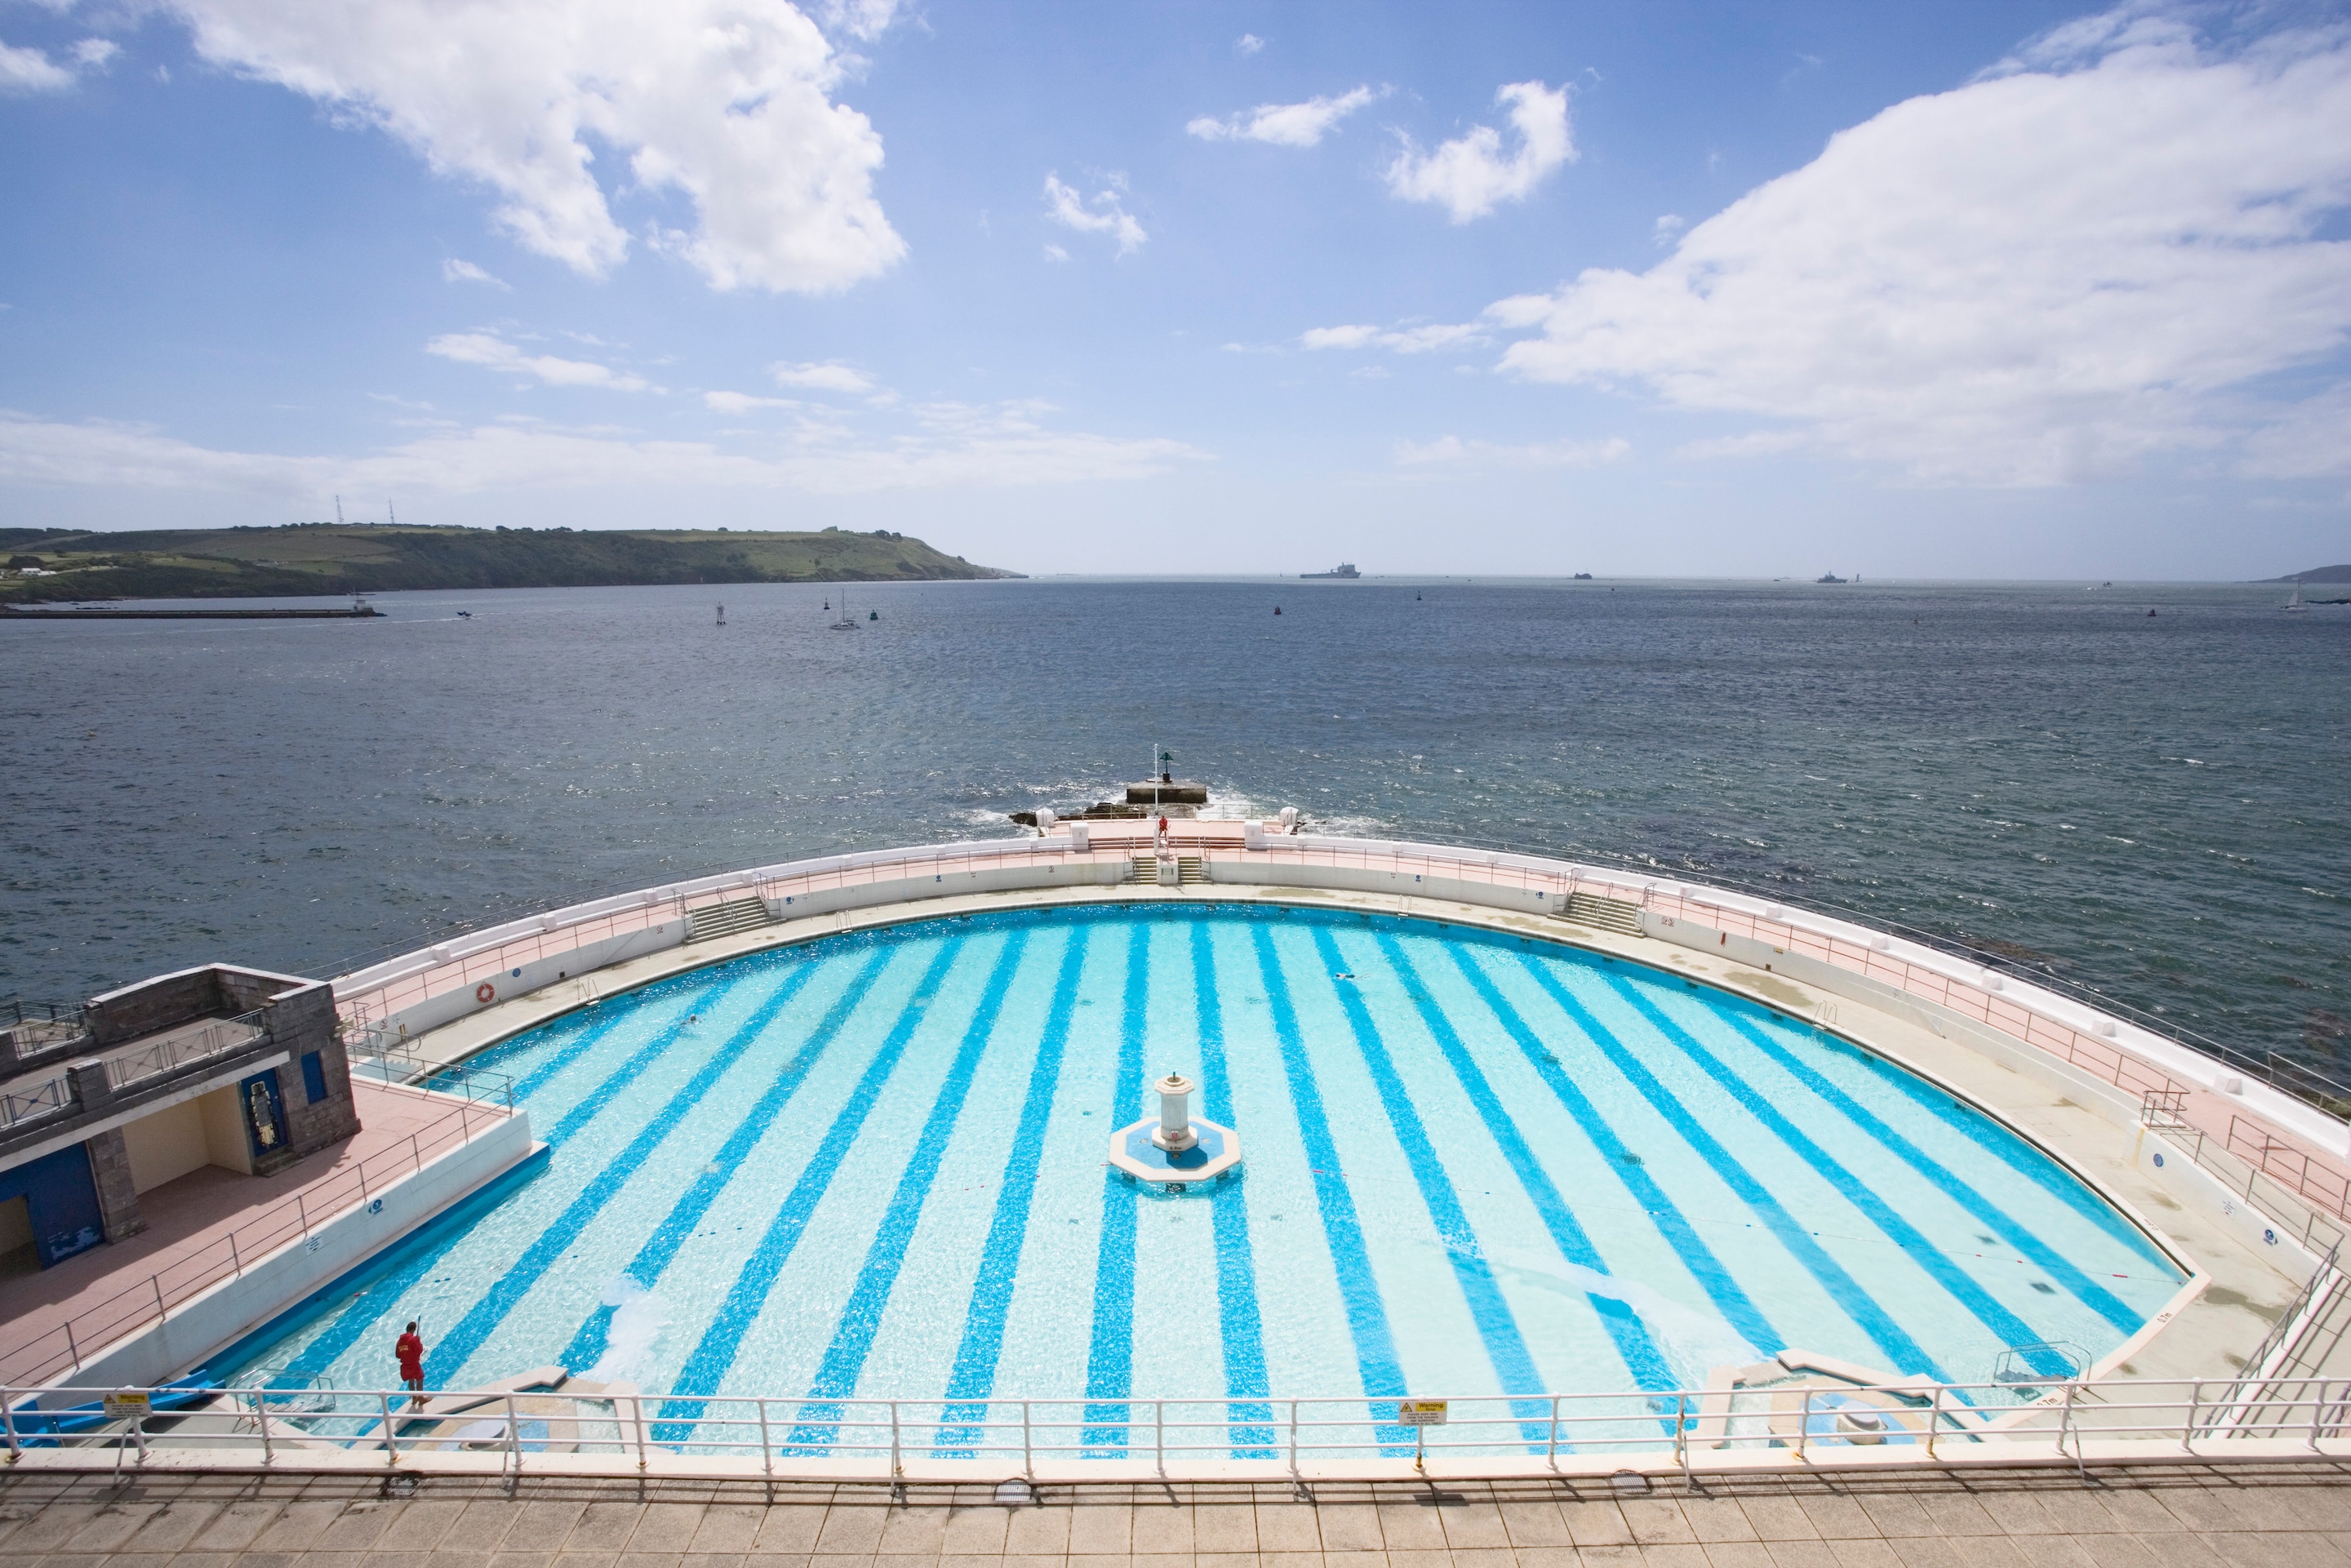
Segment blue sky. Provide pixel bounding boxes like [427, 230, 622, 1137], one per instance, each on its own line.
[2, 0, 2347, 577]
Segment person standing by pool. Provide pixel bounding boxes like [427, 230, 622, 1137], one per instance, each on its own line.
[396, 1321, 425, 1406]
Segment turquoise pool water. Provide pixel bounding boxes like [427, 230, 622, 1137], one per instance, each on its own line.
[224, 903, 2183, 1433]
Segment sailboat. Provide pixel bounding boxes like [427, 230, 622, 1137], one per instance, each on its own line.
[829, 590, 858, 631]
[2287, 581, 2310, 613]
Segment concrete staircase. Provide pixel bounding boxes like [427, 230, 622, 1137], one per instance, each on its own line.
[687, 896, 774, 943]
[1131, 856, 1159, 885]
[1176, 856, 1207, 887]
[1560, 891, 1642, 935]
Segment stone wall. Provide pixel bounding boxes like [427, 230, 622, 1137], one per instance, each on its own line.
[267, 980, 360, 1156]
[83, 1126, 146, 1242]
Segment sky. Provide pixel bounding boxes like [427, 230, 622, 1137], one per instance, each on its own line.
[1, 0, 2348, 579]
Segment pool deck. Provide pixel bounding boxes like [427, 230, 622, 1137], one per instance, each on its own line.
[0, 1083, 505, 1387]
[383, 873, 2327, 1409]
[6, 1461, 2351, 1568]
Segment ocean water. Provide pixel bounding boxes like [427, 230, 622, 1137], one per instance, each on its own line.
[2, 578, 2346, 1070]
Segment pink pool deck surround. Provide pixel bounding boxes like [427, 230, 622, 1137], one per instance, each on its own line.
[328, 828, 2351, 1237]
[0, 1082, 514, 1386]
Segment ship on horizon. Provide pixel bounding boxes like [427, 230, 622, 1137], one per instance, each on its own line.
[1301, 562, 1361, 580]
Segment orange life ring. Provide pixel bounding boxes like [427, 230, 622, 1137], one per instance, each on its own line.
[475, 982, 496, 1004]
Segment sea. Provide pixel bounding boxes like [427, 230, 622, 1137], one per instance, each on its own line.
[3, 577, 2345, 1075]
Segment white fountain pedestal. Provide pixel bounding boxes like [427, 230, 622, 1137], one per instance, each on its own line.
[1108, 1072, 1240, 1192]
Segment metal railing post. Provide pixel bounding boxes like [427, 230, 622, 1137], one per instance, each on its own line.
[1675, 1393, 1689, 1485]
[505, 1393, 522, 1477]
[2057, 1382, 2078, 1458]
[382, 1391, 399, 1465]
[1288, 1398, 1300, 1476]
[229, 1233, 240, 1278]
[153, 1276, 167, 1322]
[758, 1396, 773, 1476]
[1548, 1394, 1561, 1465]
[890, 1398, 902, 1477]
[631, 1393, 649, 1472]
[65, 1321, 79, 1372]
[297, 1193, 308, 1237]
[1927, 1384, 1944, 1459]
[2, 1386, 17, 1459]
[1154, 1398, 1165, 1476]
[1795, 1390, 1811, 1461]
[1022, 1397, 1033, 1476]
[254, 1388, 274, 1464]
[2312, 1379, 2328, 1451]
[2183, 1383, 2200, 1450]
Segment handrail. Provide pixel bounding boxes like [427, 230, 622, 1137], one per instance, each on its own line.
[103, 1011, 267, 1092]
[0, 1089, 518, 1388]
[324, 833, 2351, 1229]
[6, 1375, 2346, 1477]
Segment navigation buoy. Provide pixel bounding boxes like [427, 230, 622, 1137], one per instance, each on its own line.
[1273, 606, 1282, 615]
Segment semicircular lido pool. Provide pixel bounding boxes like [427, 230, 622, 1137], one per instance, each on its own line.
[226, 902, 2182, 1433]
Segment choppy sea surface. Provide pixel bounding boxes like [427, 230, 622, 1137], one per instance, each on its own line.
[3, 578, 2345, 1072]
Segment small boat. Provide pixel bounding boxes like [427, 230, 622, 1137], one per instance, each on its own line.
[456, 611, 472, 620]
[1815, 573, 1847, 584]
[829, 593, 858, 631]
[2286, 583, 2310, 613]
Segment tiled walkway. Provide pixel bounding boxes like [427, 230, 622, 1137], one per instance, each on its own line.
[4, 1465, 2349, 1568]
[0, 1083, 513, 1384]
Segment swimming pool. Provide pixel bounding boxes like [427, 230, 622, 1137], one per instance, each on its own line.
[224, 901, 2184, 1438]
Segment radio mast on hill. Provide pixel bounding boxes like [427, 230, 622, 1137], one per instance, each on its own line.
[335, 495, 344, 526]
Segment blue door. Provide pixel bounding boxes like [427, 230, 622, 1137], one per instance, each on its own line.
[0, 1144, 105, 1266]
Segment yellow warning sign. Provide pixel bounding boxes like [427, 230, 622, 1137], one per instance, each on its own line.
[1398, 1399, 1448, 1427]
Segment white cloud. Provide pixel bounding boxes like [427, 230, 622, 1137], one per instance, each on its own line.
[442, 258, 508, 288]
[1042, 242, 1069, 263]
[2240, 382, 2351, 478]
[0, 406, 1207, 497]
[426, 332, 654, 392]
[1385, 80, 1574, 222]
[162, 0, 904, 293]
[1187, 86, 1380, 148]
[1236, 33, 1264, 56]
[1301, 320, 1487, 353]
[1043, 173, 1146, 253]
[1395, 434, 1629, 468]
[704, 389, 798, 415]
[1493, 12, 2351, 485]
[1, 34, 114, 91]
[770, 359, 873, 393]
[813, 0, 900, 42]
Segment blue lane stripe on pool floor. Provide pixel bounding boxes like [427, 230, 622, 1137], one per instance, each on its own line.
[656, 937, 966, 1432]
[1193, 919, 1273, 1457]
[424, 962, 821, 1384]
[559, 945, 900, 1372]
[1313, 926, 1549, 1448]
[1082, 925, 1150, 1453]
[789, 932, 1032, 1449]
[1516, 954, 1947, 1380]
[1447, 945, 1784, 1360]
[1607, 978, 2077, 1379]
[936, 928, 1088, 1454]
[1707, 1006, 2150, 1332]
[1378, 934, 1678, 1395]
[1250, 925, 1408, 1455]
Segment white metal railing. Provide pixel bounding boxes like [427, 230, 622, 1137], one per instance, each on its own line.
[0, 1088, 519, 1388]
[327, 833, 2351, 1242]
[101, 1011, 267, 1093]
[6, 1377, 2349, 1478]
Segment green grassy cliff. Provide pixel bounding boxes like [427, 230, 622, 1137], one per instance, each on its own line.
[0, 524, 1021, 602]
